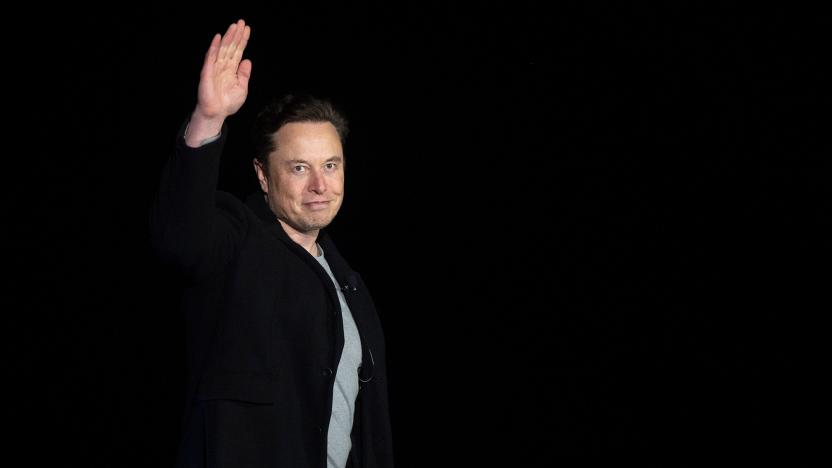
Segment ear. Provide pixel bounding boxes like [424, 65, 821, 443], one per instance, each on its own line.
[253, 158, 269, 193]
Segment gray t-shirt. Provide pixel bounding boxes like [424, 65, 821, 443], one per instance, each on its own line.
[314, 245, 362, 468]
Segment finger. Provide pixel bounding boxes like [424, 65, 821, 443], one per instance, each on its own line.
[219, 22, 238, 61]
[235, 19, 246, 43]
[231, 25, 251, 66]
[240, 24, 251, 54]
[229, 19, 247, 61]
[204, 33, 221, 65]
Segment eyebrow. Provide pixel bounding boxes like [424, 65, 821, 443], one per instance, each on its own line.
[284, 156, 343, 165]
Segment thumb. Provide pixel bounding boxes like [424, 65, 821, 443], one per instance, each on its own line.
[238, 59, 253, 88]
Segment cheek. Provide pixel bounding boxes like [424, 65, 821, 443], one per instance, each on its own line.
[278, 185, 304, 206]
[271, 176, 292, 197]
[333, 175, 346, 193]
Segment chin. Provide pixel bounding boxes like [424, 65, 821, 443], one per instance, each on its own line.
[296, 216, 334, 233]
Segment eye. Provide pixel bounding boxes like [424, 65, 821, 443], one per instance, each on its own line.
[292, 165, 307, 173]
[325, 162, 338, 170]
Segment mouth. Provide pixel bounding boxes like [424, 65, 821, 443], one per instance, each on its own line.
[304, 201, 331, 210]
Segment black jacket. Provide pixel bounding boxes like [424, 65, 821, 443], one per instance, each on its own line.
[150, 124, 394, 468]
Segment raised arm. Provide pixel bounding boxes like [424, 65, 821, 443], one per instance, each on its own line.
[151, 20, 254, 281]
[185, 19, 252, 147]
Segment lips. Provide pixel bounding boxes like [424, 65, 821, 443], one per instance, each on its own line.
[304, 200, 331, 210]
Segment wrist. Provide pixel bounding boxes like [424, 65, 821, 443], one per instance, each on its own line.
[184, 110, 225, 147]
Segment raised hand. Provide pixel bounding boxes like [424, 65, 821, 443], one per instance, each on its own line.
[186, 19, 252, 147]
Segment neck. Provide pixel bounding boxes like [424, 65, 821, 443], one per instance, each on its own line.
[278, 219, 320, 255]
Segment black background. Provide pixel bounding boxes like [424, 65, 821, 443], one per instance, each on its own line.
[12, 3, 827, 465]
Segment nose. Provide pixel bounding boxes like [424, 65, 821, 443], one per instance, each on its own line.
[308, 169, 327, 195]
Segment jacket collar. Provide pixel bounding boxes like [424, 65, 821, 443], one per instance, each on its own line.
[244, 191, 354, 282]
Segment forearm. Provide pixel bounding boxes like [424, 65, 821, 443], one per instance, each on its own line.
[150, 119, 228, 273]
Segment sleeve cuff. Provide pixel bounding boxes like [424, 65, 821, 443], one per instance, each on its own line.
[183, 121, 223, 147]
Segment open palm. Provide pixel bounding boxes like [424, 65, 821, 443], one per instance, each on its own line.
[197, 19, 252, 119]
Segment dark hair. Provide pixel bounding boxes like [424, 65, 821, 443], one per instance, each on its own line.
[252, 94, 349, 169]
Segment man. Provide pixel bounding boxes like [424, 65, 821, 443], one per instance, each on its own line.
[151, 19, 394, 468]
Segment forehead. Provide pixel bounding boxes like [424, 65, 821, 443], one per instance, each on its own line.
[270, 121, 342, 162]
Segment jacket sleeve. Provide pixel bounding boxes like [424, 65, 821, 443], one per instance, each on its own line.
[149, 120, 249, 283]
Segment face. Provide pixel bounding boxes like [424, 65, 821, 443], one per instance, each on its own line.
[254, 121, 345, 235]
